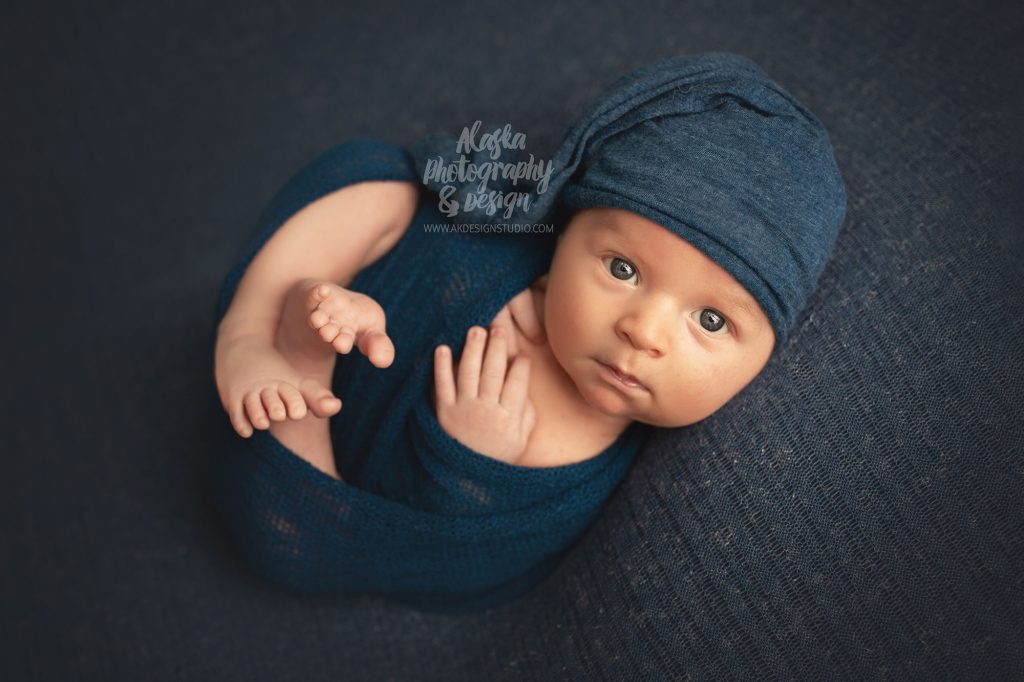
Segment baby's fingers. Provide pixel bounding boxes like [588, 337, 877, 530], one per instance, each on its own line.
[489, 306, 519, 358]
[478, 326, 508, 400]
[457, 326, 486, 397]
[434, 344, 456, 407]
[500, 354, 532, 410]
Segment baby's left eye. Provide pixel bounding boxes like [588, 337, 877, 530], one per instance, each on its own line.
[604, 256, 637, 282]
[695, 308, 729, 334]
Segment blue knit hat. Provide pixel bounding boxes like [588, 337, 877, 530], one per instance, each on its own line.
[411, 52, 847, 347]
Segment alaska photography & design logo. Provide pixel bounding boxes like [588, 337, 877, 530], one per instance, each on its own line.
[420, 121, 554, 221]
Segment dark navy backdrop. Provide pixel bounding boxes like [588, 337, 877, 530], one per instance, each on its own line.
[2, 0, 1021, 679]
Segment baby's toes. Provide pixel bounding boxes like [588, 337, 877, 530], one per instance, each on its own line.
[297, 377, 342, 418]
[315, 321, 345, 350]
[228, 401, 253, 438]
[307, 283, 343, 325]
[277, 383, 308, 420]
[330, 326, 357, 354]
[260, 387, 288, 422]
[305, 281, 334, 310]
[308, 307, 333, 331]
[363, 330, 394, 368]
[243, 392, 270, 430]
[307, 286, 338, 328]
[312, 320, 356, 354]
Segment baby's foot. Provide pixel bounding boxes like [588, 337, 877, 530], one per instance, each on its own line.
[274, 278, 343, 366]
[219, 278, 396, 439]
[217, 278, 357, 439]
[215, 336, 341, 438]
[269, 278, 347, 397]
[275, 278, 394, 366]
[299, 278, 397, 367]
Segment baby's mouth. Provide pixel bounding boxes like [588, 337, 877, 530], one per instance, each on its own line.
[595, 359, 649, 392]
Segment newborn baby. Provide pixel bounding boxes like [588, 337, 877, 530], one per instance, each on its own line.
[209, 52, 846, 611]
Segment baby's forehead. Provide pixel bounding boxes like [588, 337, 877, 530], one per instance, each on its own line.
[575, 208, 760, 300]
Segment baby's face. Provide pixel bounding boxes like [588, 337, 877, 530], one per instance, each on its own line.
[544, 207, 776, 428]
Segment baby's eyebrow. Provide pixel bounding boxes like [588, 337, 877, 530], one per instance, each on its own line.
[721, 291, 762, 328]
[592, 216, 625, 234]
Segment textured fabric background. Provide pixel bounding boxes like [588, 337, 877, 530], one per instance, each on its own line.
[2, 0, 1021, 680]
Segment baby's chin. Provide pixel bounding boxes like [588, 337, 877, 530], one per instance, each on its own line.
[564, 367, 644, 427]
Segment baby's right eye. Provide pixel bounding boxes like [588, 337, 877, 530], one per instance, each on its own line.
[603, 256, 638, 284]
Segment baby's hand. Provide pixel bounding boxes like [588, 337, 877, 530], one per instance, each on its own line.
[433, 325, 536, 464]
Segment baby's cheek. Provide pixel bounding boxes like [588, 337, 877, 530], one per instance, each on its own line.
[549, 294, 586, 342]
[651, 371, 708, 426]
